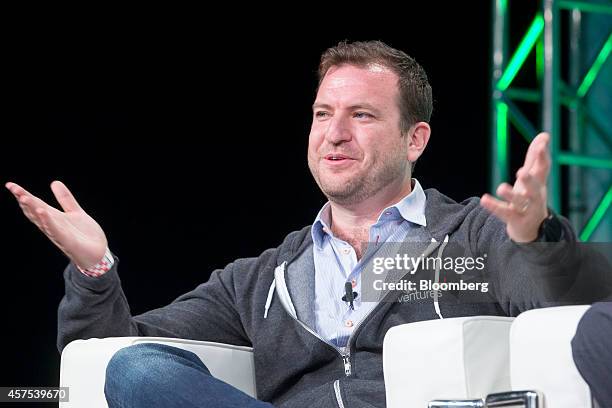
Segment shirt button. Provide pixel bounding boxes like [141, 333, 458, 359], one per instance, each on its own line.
[345, 320, 354, 327]
[342, 248, 350, 254]
[385, 211, 391, 215]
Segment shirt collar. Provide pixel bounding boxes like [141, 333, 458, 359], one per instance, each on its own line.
[311, 178, 427, 249]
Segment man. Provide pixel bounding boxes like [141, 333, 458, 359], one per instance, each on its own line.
[5, 41, 607, 408]
[572, 301, 612, 407]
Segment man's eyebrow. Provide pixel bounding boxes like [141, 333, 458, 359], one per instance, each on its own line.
[312, 103, 332, 110]
[312, 103, 382, 114]
[347, 103, 382, 114]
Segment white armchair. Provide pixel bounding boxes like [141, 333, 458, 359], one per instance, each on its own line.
[509, 305, 593, 408]
[59, 306, 594, 408]
[383, 305, 594, 407]
[59, 337, 256, 407]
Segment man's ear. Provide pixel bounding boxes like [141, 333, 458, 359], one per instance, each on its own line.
[406, 121, 431, 162]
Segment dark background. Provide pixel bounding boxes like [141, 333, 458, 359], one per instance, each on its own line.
[0, 3, 542, 392]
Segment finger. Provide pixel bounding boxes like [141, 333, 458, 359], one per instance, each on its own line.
[7, 183, 53, 214]
[50, 180, 82, 212]
[5, 182, 35, 200]
[480, 193, 514, 223]
[529, 140, 551, 184]
[18, 195, 36, 215]
[496, 180, 531, 214]
[14, 196, 56, 238]
[523, 132, 550, 172]
[17, 191, 54, 217]
[7, 183, 68, 247]
[512, 167, 532, 197]
[496, 182, 515, 203]
[516, 168, 543, 197]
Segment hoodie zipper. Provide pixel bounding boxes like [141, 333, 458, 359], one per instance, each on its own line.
[277, 305, 349, 408]
[276, 280, 420, 408]
[273, 262, 353, 376]
[283, 308, 351, 372]
[278, 283, 390, 379]
[342, 354, 351, 376]
[281, 297, 386, 408]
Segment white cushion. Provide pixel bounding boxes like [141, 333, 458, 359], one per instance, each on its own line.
[510, 305, 592, 408]
[383, 316, 514, 408]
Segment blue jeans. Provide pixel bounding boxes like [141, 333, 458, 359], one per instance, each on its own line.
[104, 343, 275, 408]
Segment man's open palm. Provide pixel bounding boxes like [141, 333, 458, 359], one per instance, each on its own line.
[5, 180, 107, 269]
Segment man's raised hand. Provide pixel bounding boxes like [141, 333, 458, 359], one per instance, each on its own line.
[5, 180, 108, 269]
[480, 132, 551, 242]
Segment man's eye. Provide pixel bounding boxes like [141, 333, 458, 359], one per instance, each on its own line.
[354, 112, 373, 119]
[315, 111, 329, 118]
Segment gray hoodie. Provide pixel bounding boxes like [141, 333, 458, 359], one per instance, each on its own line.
[57, 188, 612, 407]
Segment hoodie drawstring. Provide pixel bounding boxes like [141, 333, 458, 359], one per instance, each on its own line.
[264, 278, 276, 319]
[433, 234, 450, 319]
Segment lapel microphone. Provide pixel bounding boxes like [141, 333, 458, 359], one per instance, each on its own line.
[342, 281, 359, 310]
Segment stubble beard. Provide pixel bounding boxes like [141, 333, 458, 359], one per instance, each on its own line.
[308, 149, 410, 206]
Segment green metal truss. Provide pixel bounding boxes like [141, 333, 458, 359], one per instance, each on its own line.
[490, 0, 612, 241]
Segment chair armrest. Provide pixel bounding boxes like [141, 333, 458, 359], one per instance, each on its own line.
[510, 305, 592, 408]
[59, 337, 255, 408]
[383, 316, 514, 408]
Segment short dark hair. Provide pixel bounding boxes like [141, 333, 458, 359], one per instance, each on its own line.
[318, 40, 433, 134]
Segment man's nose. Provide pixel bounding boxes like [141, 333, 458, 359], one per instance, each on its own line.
[324, 115, 352, 144]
